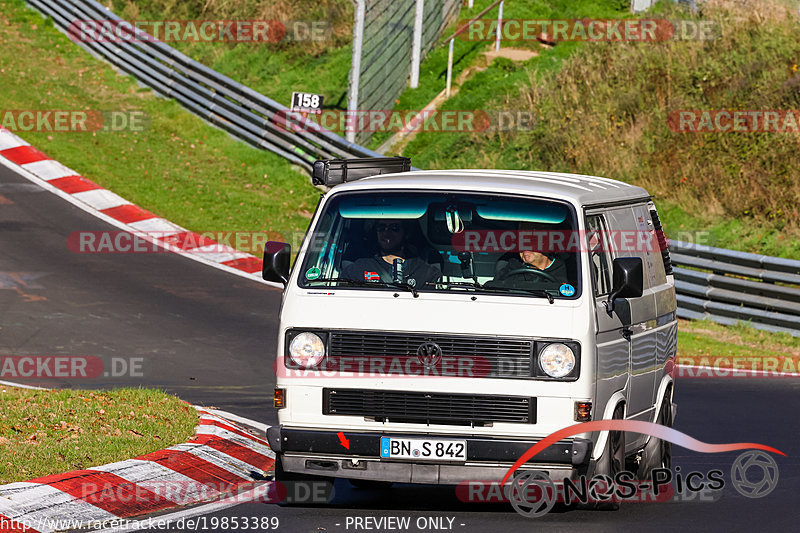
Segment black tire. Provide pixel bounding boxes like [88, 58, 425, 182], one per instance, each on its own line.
[274, 455, 335, 506]
[348, 479, 394, 490]
[640, 392, 673, 479]
[592, 404, 625, 510]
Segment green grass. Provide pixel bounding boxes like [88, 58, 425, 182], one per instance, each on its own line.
[677, 319, 800, 371]
[395, 0, 800, 259]
[109, 0, 355, 111]
[0, 387, 197, 484]
[5, 0, 800, 362]
[369, 0, 632, 149]
[1, 0, 319, 247]
[659, 202, 800, 259]
[30, 0, 800, 260]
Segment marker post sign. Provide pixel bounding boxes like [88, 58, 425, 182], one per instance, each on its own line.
[291, 92, 324, 114]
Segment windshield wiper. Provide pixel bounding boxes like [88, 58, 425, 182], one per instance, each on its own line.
[307, 277, 419, 298]
[479, 285, 555, 304]
[424, 280, 555, 304]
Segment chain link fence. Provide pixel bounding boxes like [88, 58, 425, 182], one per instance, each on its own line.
[347, 0, 461, 144]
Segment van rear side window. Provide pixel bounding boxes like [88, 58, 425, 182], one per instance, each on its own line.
[586, 215, 613, 296]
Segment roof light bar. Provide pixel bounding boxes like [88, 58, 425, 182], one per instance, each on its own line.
[312, 157, 411, 186]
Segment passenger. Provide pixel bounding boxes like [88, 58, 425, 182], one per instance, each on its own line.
[341, 219, 440, 287]
[490, 222, 568, 289]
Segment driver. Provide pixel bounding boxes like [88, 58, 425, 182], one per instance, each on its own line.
[490, 222, 567, 289]
[341, 219, 440, 288]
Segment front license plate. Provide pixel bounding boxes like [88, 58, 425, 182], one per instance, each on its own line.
[380, 437, 467, 461]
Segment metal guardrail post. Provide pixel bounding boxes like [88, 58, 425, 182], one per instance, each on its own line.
[495, 1, 504, 52]
[410, 0, 425, 89]
[27, 0, 384, 171]
[347, 0, 366, 144]
[669, 240, 800, 336]
[446, 38, 454, 97]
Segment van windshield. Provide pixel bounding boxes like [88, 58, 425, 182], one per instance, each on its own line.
[298, 191, 581, 299]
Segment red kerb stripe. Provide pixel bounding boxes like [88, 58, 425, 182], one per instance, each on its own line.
[198, 418, 271, 447]
[191, 434, 275, 472]
[26, 470, 174, 517]
[101, 204, 156, 224]
[49, 175, 100, 194]
[0, 146, 49, 165]
[222, 256, 263, 273]
[136, 448, 249, 488]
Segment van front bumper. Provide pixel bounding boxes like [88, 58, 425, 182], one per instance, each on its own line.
[267, 426, 593, 484]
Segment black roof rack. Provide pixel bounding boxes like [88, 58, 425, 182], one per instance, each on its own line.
[312, 157, 411, 186]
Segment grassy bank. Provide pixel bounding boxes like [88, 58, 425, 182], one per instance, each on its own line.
[0, 387, 197, 484]
[397, 0, 800, 258]
[1, 0, 319, 245]
[677, 319, 800, 371]
[369, 0, 634, 149]
[5, 0, 798, 364]
[109, 0, 355, 111]
[49, 0, 800, 259]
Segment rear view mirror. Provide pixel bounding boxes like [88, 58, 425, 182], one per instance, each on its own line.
[262, 241, 291, 285]
[605, 257, 643, 315]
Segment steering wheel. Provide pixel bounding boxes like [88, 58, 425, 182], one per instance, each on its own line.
[502, 267, 558, 284]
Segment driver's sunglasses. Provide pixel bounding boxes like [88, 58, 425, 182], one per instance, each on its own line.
[376, 223, 402, 233]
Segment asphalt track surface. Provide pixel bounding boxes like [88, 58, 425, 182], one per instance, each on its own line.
[0, 162, 281, 422]
[1, 162, 798, 532]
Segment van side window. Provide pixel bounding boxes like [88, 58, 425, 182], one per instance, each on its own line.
[586, 215, 613, 296]
[649, 206, 673, 276]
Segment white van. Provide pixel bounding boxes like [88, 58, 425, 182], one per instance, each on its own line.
[263, 158, 677, 502]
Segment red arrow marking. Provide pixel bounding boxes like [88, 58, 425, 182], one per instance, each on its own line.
[337, 431, 350, 450]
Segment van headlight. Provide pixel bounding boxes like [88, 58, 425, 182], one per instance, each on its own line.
[538, 343, 576, 378]
[288, 332, 326, 368]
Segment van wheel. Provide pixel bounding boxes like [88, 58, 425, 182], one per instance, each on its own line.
[593, 404, 625, 510]
[640, 393, 673, 479]
[275, 455, 335, 506]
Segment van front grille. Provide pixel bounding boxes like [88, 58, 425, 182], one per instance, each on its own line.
[323, 388, 536, 426]
[327, 331, 534, 379]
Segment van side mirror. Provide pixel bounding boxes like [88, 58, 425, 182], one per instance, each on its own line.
[262, 241, 291, 285]
[605, 257, 643, 315]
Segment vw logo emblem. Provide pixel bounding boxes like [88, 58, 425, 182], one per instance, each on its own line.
[416, 341, 442, 369]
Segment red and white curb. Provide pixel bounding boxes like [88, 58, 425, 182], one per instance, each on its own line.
[0, 409, 276, 532]
[0, 128, 280, 288]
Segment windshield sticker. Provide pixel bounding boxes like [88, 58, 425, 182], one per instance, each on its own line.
[364, 271, 380, 281]
[305, 267, 321, 280]
[559, 283, 575, 296]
